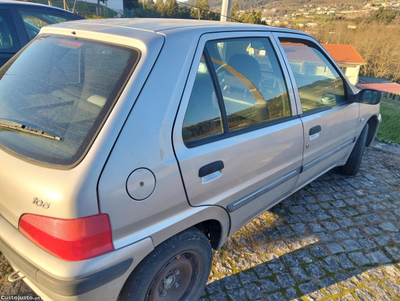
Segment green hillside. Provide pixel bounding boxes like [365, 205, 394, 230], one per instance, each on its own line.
[185, 0, 366, 12]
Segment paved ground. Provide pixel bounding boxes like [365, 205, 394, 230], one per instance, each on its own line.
[1, 141, 400, 300]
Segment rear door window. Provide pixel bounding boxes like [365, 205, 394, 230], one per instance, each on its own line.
[0, 9, 20, 53]
[0, 35, 139, 166]
[182, 55, 224, 144]
[206, 38, 291, 132]
[182, 36, 293, 147]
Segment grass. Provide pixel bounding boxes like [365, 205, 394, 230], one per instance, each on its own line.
[377, 96, 400, 144]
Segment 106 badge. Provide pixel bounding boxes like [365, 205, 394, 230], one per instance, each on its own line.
[32, 197, 51, 209]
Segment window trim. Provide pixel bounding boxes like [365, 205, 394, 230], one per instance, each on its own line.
[185, 115, 300, 148]
[272, 33, 354, 116]
[298, 102, 354, 118]
[181, 33, 297, 148]
[203, 47, 229, 136]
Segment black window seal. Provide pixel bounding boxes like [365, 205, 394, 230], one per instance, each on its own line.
[299, 101, 355, 118]
[203, 47, 230, 135]
[185, 115, 299, 149]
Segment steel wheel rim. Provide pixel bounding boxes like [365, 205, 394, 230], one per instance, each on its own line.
[145, 251, 201, 301]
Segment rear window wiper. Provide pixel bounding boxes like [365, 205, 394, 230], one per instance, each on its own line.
[0, 119, 62, 141]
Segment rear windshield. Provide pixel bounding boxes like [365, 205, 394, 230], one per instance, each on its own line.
[0, 35, 139, 167]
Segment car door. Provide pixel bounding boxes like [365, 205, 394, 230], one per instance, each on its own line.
[0, 7, 21, 67]
[273, 33, 359, 189]
[173, 32, 304, 234]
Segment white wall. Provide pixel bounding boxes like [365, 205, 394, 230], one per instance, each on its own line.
[82, 0, 123, 13]
[340, 64, 361, 86]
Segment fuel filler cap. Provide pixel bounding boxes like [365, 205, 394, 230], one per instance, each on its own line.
[127, 168, 156, 201]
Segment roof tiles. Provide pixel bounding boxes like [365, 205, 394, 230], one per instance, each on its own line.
[322, 44, 366, 64]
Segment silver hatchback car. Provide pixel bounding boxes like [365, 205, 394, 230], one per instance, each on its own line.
[0, 19, 381, 301]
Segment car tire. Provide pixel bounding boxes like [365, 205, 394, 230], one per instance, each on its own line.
[118, 227, 212, 301]
[338, 123, 369, 176]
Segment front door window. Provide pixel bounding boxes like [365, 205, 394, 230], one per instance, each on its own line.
[280, 39, 346, 113]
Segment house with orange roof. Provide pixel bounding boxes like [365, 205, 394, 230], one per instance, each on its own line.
[322, 44, 366, 85]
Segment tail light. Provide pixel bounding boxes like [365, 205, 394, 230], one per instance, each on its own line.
[19, 214, 114, 261]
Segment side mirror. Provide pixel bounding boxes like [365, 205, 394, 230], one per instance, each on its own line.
[357, 89, 381, 105]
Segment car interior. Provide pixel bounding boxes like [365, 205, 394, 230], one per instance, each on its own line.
[0, 15, 16, 51]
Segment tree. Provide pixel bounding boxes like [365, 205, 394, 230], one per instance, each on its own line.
[229, 3, 261, 24]
[164, 0, 179, 17]
[313, 22, 400, 83]
[156, 0, 164, 16]
[142, 0, 155, 10]
[191, 0, 210, 20]
[368, 7, 398, 25]
[230, 1, 240, 21]
[243, 10, 262, 24]
[136, 0, 160, 18]
[123, 0, 139, 17]
[190, 7, 201, 19]
[178, 6, 191, 19]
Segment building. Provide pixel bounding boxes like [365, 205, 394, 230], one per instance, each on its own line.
[322, 44, 366, 85]
[80, 0, 123, 14]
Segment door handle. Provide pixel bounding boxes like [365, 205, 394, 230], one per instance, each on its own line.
[309, 125, 321, 136]
[199, 161, 224, 178]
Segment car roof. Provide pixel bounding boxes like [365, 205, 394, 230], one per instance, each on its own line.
[46, 18, 308, 36]
[0, 0, 83, 16]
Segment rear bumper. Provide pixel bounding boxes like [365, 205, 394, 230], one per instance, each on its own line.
[0, 215, 154, 301]
[0, 238, 131, 296]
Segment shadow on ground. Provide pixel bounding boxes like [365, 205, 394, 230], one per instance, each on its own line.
[203, 143, 400, 300]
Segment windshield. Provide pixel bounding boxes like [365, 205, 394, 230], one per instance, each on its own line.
[0, 35, 139, 166]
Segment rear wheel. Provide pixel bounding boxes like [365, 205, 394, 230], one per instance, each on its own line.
[119, 227, 212, 301]
[338, 124, 369, 176]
